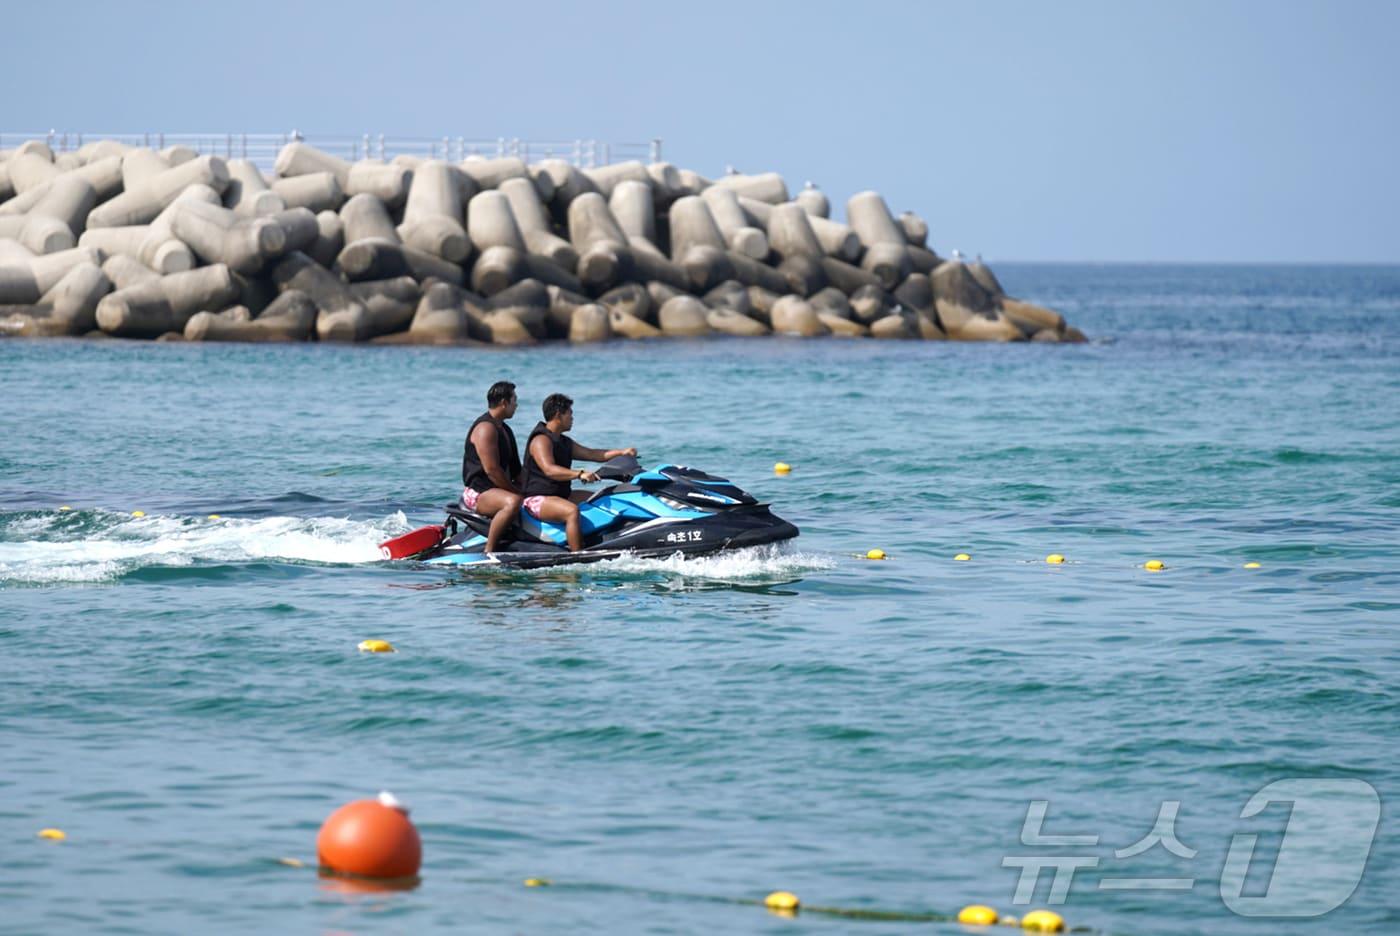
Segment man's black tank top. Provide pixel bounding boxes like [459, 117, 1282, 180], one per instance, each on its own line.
[520, 422, 574, 498]
[461, 412, 521, 493]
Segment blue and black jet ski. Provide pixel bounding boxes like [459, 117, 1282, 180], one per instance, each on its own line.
[380, 455, 799, 568]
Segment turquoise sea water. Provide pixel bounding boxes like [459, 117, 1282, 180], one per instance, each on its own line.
[2, 264, 1397, 935]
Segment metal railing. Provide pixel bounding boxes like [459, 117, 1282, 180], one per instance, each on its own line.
[1, 131, 662, 173]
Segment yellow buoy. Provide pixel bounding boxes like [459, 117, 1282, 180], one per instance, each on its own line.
[208, 514, 222, 520]
[131, 510, 146, 518]
[37, 828, 66, 841]
[1045, 554, 1065, 565]
[958, 903, 999, 925]
[1020, 908, 1065, 932]
[764, 890, 800, 912]
[773, 462, 791, 475]
[358, 639, 396, 654]
[523, 877, 552, 887]
[955, 553, 971, 561]
[1144, 559, 1165, 571]
[866, 548, 886, 560]
[58, 505, 72, 512]
[1244, 561, 1261, 569]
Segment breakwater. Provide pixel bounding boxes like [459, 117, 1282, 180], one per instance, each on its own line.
[0, 137, 1086, 344]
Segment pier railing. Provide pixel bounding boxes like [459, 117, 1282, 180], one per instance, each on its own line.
[0, 131, 662, 172]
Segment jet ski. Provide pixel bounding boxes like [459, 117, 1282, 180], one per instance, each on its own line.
[379, 455, 799, 568]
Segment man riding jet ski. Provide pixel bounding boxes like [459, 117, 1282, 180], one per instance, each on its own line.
[380, 456, 800, 569]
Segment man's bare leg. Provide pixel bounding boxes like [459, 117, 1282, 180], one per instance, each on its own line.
[476, 489, 523, 553]
[534, 495, 583, 551]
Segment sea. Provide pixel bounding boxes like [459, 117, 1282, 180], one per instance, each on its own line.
[2, 264, 1397, 935]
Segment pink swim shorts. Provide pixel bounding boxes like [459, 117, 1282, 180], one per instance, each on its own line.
[460, 487, 480, 511]
[523, 496, 547, 518]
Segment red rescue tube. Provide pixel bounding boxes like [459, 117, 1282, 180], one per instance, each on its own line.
[379, 524, 445, 559]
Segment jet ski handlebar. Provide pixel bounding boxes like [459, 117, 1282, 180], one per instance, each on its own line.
[593, 453, 643, 482]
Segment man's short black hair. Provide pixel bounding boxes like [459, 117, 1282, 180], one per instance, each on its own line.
[542, 393, 573, 421]
[487, 381, 516, 407]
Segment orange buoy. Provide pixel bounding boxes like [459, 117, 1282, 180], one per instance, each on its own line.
[316, 792, 421, 879]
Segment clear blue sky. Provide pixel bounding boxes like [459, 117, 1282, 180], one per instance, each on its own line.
[3, 0, 1395, 262]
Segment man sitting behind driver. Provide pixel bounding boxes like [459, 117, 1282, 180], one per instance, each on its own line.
[519, 393, 636, 552]
[461, 380, 523, 553]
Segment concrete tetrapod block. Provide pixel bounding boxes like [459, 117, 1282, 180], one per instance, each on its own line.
[893, 272, 935, 316]
[500, 177, 576, 269]
[0, 163, 12, 202]
[137, 184, 216, 274]
[22, 176, 96, 253]
[931, 261, 1022, 341]
[88, 156, 230, 228]
[870, 313, 916, 339]
[171, 200, 287, 274]
[727, 250, 791, 295]
[657, 295, 711, 337]
[703, 280, 750, 315]
[908, 245, 941, 275]
[819, 311, 869, 337]
[466, 190, 526, 254]
[338, 239, 465, 286]
[711, 172, 789, 204]
[707, 307, 769, 336]
[608, 305, 663, 339]
[567, 192, 629, 291]
[544, 284, 591, 337]
[271, 172, 345, 213]
[522, 253, 582, 294]
[899, 211, 929, 247]
[846, 191, 912, 288]
[535, 158, 596, 215]
[95, 264, 239, 338]
[807, 287, 852, 319]
[80, 225, 152, 261]
[225, 159, 286, 217]
[121, 149, 171, 191]
[741, 289, 781, 324]
[275, 142, 352, 186]
[1000, 298, 1065, 337]
[102, 254, 160, 290]
[700, 187, 768, 260]
[770, 295, 829, 337]
[13, 140, 53, 160]
[0, 247, 101, 304]
[623, 245, 691, 292]
[568, 303, 612, 343]
[470, 245, 527, 296]
[0, 261, 111, 336]
[597, 282, 654, 324]
[778, 254, 828, 297]
[609, 180, 659, 250]
[486, 279, 550, 340]
[646, 162, 684, 206]
[647, 280, 685, 311]
[968, 261, 1006, 297]
[6, 152, 61, 194]
[583, 161, 652, 200]
[271, 252, 370, 341]
[0, 239, 35, 263]
[339, 193, 401, 245]
[849, 284, 896, 324]
[346, 161, 412, 207]
[766, 203, 824, 261]
[820, 256, 881, 295]
[676, 168, 710, 195]
[795, 183, 830, 219]
[349, 276, 422, 337]
[401, 161, 470, 264]
[309, 210, 344, 268]
[270, 208, 320, 256]
[667, 196, 734, 292]
[460, 156, 539, 194]
[184, 289, 318, 342]
[404, 280, 485, 344]
[234, 271, 278, 315]
[160, 145, 199, 167]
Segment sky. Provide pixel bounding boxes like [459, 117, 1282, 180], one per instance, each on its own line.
[2, 0, 1396, 262]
